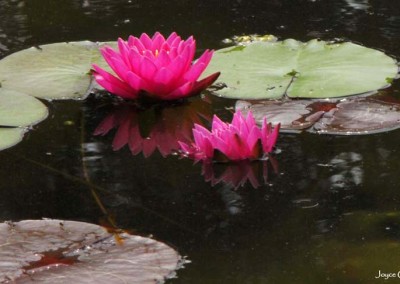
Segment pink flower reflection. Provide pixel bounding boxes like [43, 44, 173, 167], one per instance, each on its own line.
[92, 32, 220, 101]
[201, 157, 279, 189]
[94, 100, 212, 157]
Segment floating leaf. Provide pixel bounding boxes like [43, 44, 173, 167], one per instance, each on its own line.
[0, 128, 25, 151]
[0, 41, 116, 100]
[236, 99, 327, 132]
[206, 39, 398, 99]
[236, 96, 400, 135]
[0, 89, 48, 150]
[0, 219, 184, 283]
[314, 98, 400, 135]
[0, 89, 48, 127]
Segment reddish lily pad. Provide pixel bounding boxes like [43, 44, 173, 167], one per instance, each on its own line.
[236, 96, 400, 135]
[313, 98, 400, 135]
[235, 99, 328, 133]
[0, 219, 184, 283]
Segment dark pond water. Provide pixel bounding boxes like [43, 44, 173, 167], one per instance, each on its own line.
[1, 0, 400, 283]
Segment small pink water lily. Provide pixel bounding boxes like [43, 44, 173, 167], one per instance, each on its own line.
[179, 111, 280, 161]
[92, 32, 220, 100]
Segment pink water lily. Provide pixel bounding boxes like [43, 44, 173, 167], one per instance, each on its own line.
[92, 32, 220, 101]
[179, 111, 280, 161]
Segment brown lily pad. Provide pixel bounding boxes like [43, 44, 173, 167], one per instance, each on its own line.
[236, 95, 400, 135]
[0, 219, 184, 283]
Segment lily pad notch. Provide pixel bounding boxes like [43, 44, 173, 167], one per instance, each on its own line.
[0, 41, 118, 151]
[0, 89, 48, 150]
[205, 39, 399, 100]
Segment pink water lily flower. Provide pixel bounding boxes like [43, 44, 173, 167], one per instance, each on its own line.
[179, 111, 280, 161]
[92, 32, 220, 101]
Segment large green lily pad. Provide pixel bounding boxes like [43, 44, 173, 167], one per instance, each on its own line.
[0, 41, 116, 100]
[0, 89, 48, 150]
[0, 41, 120, 151]
[205, 39, 398, 99]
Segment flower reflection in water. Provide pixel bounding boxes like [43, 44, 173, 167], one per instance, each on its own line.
[202, 157, 279, 189]
[94, 99, 212, 157]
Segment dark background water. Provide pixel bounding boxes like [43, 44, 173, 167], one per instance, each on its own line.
[1, 0, 400, 283]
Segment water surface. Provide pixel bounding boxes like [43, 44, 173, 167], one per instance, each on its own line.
[1, 0, 400, 283]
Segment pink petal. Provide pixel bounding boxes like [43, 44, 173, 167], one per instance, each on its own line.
[151, 32, 166, 51]
[193, 123, 212, 138]
[184, 50, 214, 82]
[153, 67, 175, 89]
[154, 49, 171, 68]
[108, 57, 131, 81]
[117, 38, 131, 68]
[193, 129, 213, 158]
[139, 56, 157, 81]
[128, 36, 146, 53]
[163, 81, 194, 100]
[92, 64, 136, 99]
[261, 118, 280, 153]
[211, 114, 227, 131]
[187, 72, 220, 97]
[245, 111, 258, 133]
[231, 110, 244, 129]
[166, 32, 179, 45]
[180, 44, 195, 71]
[247, 127, 261, 152]
[184, 63, 207, 82]
[139, 33, 153, 49]
[166, 55, 186, 80]
[126, 71, 144, 91]
[127, 48, 142, 74]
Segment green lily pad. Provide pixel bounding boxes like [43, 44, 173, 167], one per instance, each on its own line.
[0, 89, 48, 151]
[0, 128, 25, 151]
[206, 39, 398, 99]
[0, 41, 116, 100]
[0, 89, 48, 126]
